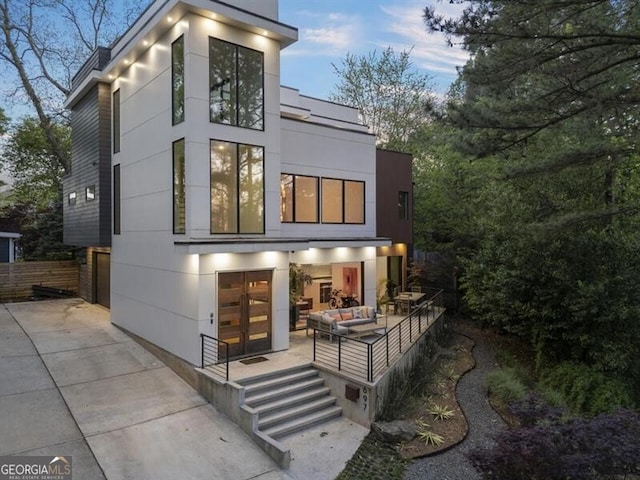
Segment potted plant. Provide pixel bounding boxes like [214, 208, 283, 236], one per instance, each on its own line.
[289, 264, 313, 327]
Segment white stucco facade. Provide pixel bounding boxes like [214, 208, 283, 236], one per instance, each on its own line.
[66, 0, 389, 366]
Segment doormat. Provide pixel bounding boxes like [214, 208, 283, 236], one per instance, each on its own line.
[239, 356, 269, 365]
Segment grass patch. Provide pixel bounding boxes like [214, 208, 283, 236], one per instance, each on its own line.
[487, 368, 527, 404]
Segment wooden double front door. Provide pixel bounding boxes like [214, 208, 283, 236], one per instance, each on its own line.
[218, 271, 272, 358]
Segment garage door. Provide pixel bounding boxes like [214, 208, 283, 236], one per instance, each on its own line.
[95, 252, 110, 308]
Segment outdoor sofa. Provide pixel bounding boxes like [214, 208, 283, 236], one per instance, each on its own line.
[306, 305, 378, 337]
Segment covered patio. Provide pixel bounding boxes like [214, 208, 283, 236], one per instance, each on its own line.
[201, 288, 445, 384]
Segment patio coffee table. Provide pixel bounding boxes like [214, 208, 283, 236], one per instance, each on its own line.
[347, 323, 386, 339]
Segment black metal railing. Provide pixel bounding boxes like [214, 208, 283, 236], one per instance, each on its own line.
[313, 289, 444, 382]
[200, 334, 230, 381]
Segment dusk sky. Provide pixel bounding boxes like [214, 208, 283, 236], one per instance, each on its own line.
[278, 0, 469, 100]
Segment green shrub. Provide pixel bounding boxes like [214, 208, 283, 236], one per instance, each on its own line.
[541, 362, 635, 416]
[539, 387, 565, 409]
[487, 367, 527, 404]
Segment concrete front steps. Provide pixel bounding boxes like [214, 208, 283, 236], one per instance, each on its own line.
[241, 365, 342, 440]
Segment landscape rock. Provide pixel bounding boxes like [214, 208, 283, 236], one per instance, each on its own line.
[371, 420, 418, 443]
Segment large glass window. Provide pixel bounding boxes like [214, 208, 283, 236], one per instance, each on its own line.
[210, 140, 264, 233]
[113, 89, 120, 153]
[282, 175, 364, 225]
[281, 174, 293, 222]
[321, 178, 344, 223]
[209, 38, 263, 130]
[345, 180, 365, 224]
[280, 174, 319, 223]
[320, 178, 365, 224]
[113, 164, 121, 234]
[171, 36, 184, 125]
[173, 139, 185, 234]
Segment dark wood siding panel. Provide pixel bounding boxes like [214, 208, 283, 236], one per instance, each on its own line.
[63, 82, 112, 247]
[376, 149, 413, 246]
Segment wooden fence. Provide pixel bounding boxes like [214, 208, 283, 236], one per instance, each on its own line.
[0, 261, 80, 302]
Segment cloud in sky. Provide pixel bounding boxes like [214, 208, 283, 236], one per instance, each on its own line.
[282, 9, 361, 58]
[379, 3, 470, 83]
[279, 0, 470, 99]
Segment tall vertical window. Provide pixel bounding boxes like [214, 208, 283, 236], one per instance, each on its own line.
[113, 89, 120, 153]
[322, 178, 344, 223]
[344, 180, 365, 223]
[280, 174, 319, 223]
[171, 36, 184, 125]
[210, 140, 264, 233]
[173, 139, 185, 234]
[113, 164, 121, 234]
[399, 191, 409, 220]
[281, 174, 293, 222]
[209, 38, 263, 130]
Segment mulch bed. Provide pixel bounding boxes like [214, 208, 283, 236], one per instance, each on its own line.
[397, 331, 475, 458]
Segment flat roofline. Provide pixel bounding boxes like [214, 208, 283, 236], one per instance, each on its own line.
[174, 236, 392, 254]
[175, 237, 390, 245]
[67, 0, 298, 104]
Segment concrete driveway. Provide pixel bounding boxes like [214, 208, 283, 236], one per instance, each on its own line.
[0, 298, 292, 480]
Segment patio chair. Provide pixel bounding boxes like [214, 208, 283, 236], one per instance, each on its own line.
[395, 295, 410, 315]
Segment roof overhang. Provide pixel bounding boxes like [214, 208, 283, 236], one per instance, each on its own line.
[65, 0, 298, 108]
[174, 237, 392, 255]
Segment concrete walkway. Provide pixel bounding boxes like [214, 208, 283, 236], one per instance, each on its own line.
[0, 298, 366, 479]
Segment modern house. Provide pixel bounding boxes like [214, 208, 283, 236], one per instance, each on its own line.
[63, 0, 401, 367]
[62, 1, 445, 467]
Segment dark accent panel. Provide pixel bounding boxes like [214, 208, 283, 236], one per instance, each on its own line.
[71, 47, 111, 90]
[95, 252, 110, 308]
[113, 164, 120, 235]
[0, 238, 9, 262]
[63, 82, 112, 247]
[376, 149, 413, 246]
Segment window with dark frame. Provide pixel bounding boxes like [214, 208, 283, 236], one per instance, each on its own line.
[113, 89, 120, 153]
[209, 37, 263, 130]
[171, 35, 184, 125]
[173, 139, 185, 234]
[86, 185, 95, 201]
[321, 178, 343, 223]
[344, 180, 365, 224]
[113, 164, 121, 234]
[399, 191, 409, 220]
[320, 178, 365, 225]
[68, 191, 77, 206]
[210, 140, 264, 234]
[280, 174, 319, 223]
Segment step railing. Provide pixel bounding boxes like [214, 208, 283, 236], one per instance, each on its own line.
[200, 333, 230, 381]
[313, 289, 444, 382]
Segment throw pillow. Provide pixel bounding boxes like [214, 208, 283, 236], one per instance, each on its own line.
[353, 307, 363, 319]
[341, 312, 354, 321]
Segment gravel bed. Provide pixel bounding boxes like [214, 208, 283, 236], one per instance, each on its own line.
[403, 326, 506, 480]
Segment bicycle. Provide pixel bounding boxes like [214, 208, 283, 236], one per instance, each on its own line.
[328, 289, 359, 308]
